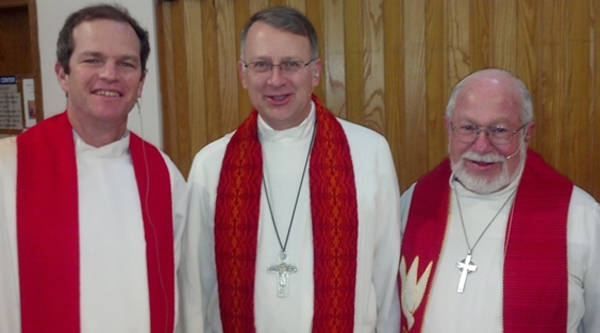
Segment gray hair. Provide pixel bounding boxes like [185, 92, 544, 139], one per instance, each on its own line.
[445, 68, 533, 125]
[240, 6, 318, 61]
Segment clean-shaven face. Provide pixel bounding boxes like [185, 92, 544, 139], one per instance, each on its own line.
[56, 19, 145, 129]
[239, 21, 321, 130]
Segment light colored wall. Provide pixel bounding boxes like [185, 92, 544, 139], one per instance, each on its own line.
[36, 0, 163, 148]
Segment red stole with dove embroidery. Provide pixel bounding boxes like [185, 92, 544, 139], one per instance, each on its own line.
[400, 149, 572, 333]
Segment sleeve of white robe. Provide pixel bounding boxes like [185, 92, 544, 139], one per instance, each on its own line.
[177, 135, 230, 333]
[569, 187, 600, 333]
[162, 152, 190, 333]
[370, 136, 402, 332]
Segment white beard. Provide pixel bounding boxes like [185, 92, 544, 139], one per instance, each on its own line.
[451, 139, 526, 194]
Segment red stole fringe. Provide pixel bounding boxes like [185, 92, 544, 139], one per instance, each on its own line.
[214, 96, 358, 332]
[17, 112, 174, 333]
[400, 149, 572, 332]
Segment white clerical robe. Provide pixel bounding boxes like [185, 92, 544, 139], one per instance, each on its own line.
[179, 103, 401, 332]
[399, 167, 600, 333]
[0, 131, 188, 333]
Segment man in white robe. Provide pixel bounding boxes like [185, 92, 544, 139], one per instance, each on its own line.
[0, 5, 187, 333]
[178, 6, 400, 332]
[399, 68, 600, 332]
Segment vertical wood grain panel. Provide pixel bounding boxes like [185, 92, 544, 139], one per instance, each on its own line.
[516, 0, 539, 105]
[155, 2, 177, 162]
[426, 0, 447, 171]
[403, 0, 427, 184]
[344, 0, 365, 123]
[537, 1, 567, 168]
[234, 1, 253, 119]
[305, 0, 325, 102]
[362, 0, 386, 133]
[592, 0, 600, 200]
[215, 0, 239, 133]
[249, 0, 269, 15]
[492, 0, 517, 71]
[471, 0, 490, 70]
[183, 0, 206, 168]
[447, 0, 471, 85]
[566, 0, 591, 188]
[322, 0, 346, 116]
[384, 0, 404, 184]
[200, 0, 223, 142]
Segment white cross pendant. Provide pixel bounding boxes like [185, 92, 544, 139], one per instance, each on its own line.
[456, 254, 477, 293]
[267, 254, 297, 298]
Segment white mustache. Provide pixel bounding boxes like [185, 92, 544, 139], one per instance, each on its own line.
[461, 151, 505, 163]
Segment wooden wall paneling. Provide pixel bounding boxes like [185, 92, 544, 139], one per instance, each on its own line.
[284, 0, 305, 11]
[183, 0, 206, 169]
[156, 0, 600, 200]
[248, 0, 269, 16]
[471, 0, 491, 70]
[0, 5, 31, 74]
[234, 1, 253, 119]
[537, 1, 567, 171]
[403, 0, 427, 188]
[516, 0, 539, 113]
[447, 0, 471, 85]
[305, 0, 325, 103]
[321, 0, 346, 116]
[383, 0, 404, 186]
[156, 2, 183, 171]
[566, 0, 592, 190]
[344, 0, 365, 124]
[426, 0, 448, 173]
[200, 0, 224, 143]
[215, 0, 239, 135]
[171, 2, 192, 175]
[362, 0, 385, 133]
[592, 0, 600, 200]
[491, 0, 517, 72]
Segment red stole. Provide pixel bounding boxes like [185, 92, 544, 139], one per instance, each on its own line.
[214, 96, 358, 332]
[400, 149, 572, 333]
[16, 112, 174, 333]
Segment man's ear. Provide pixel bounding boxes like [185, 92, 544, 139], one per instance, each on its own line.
[55, 62, 69, 94]
[238, 60, 249, 89]
[524, 122, 536, 143]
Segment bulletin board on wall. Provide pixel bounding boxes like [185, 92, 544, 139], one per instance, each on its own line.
[0, 0, 44, 135]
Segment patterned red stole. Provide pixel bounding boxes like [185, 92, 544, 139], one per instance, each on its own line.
[17, 112, 175, 333]
[214, 96, 358, 332]
[400, 149, 572, 333]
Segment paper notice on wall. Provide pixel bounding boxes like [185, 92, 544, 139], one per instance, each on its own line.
[0, 91, 23, 130]
[22, 78, 37, 127]
[0, 75, 17, 93]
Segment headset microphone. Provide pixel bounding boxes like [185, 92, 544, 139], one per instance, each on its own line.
[505, 148, 520, 160]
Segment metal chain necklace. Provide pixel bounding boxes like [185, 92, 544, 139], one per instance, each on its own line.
[263, 119, 316, 298]
[453, 185, 516, 293]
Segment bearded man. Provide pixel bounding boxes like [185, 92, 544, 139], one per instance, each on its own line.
[399, 68, 600, 332]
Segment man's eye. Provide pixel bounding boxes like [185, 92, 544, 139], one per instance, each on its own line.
[281, 61, 301, 71]
[491, 127, 508, 134]
[460, 124, 478, 132]
[83, 58, 101, 64]
[119, 61, 136, 68]
[252, 61, 271, 70]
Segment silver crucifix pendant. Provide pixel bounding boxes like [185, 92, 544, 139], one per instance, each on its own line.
[267, 252, 298, 298]
[456, 254, 477, 293]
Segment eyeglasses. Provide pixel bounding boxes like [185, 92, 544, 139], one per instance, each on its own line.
[450, 122, 529, 145]
[242, 58, 316, 74]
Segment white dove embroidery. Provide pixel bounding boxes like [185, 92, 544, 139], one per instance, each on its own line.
[399, 256, 433, 330]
